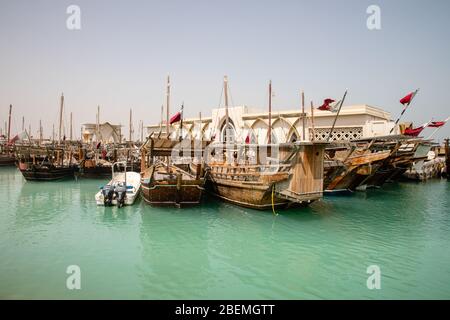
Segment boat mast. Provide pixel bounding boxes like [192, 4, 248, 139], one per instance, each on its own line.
[268, 80, 272, 144]
[159, 104, 163, 134]
[310, 101, 315, 141]
[22, 116, 24, 131]
[7, 104, 12, 143]
[39, 120, 43, 145]
[70, 112, 73, 141]
[166, 75, 170, 137]
[199, 111, 202, 143]
[166, 75, 171, 171]
[301, 90, 306, 141]
[224, 75, 229, 142]
[96, 105, 100, 143]
[59, 93, 64, 144]
[129, 108, 133, 142]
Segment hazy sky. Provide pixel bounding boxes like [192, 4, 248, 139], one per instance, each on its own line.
[1, 0, 449, 141]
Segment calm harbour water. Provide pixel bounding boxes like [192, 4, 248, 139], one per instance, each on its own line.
[0, 166, 449, 299]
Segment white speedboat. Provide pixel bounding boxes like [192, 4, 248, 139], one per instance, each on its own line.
[95, 162, 141, 207]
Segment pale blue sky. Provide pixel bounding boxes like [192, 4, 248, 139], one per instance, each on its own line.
[0, 0, 449, 140]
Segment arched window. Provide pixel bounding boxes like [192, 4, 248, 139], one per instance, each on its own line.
[289, 132, 298, 143]
[220, 119, 236, 143]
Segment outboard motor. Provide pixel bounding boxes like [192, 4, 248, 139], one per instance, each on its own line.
[115, 182, 127, 208]
[102, 184, 115, 206]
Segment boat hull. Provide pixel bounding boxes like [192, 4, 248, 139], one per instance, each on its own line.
[19, 165, 77, 181]
[205, 178, 295, 210]
[141, 181, 204, 207]
[0, 155, 16, 167]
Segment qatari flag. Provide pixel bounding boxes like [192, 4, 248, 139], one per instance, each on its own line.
[404, 126, 425, 137]
[169, 111, 181, 124]
[318, 98, 335, 111]
[400, 90, 418, 106]
[428, 121, 446, 128]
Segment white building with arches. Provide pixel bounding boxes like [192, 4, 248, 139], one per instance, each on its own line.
[146, 104, 396, 143]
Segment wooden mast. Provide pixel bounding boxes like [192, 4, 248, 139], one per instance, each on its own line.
[224, 75, 229, 142]
[268, 80, 272, 144]
[7, 104, 12, 143]
[166, 75, 170, 137]
[326, 90, 348, 142]
[70, 112, 73, 141]
[301, 90, 306, 141]
[22, 116, 24, 131]
[310, 101, 315, 141]
[199, 111, 202, 143]
[166, 75, 171, 171]
[129, 108, 133, 142]
[39, 120, 43, 145]
[96, 105, 100, 143]
[59, 93, 64, 144]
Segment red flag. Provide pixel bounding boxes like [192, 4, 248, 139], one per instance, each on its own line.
[318, 98, 335, 111]
[404, 126, 425, 136]
[427, 121, 446, 128]
[400, 91, 416, 105]
[169, 112, 181, 124]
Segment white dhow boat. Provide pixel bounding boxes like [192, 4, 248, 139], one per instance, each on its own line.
[95, 162, 141, 207]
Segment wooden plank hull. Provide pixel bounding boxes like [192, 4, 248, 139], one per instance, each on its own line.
[0, 155, 16, 167]
[205, 178, 293, 210]
[325, 152, 390, 192]
[141, 164, 204, 207]
[19, 165, 77, 181]
[141, 181, 204, 207]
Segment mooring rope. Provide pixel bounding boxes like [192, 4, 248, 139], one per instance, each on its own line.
[271, 184, 278, 216]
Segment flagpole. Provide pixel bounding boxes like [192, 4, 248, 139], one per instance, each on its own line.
[268, 80, 272, 145]
[180, 102, 184, 141]
[224, 75, 229, 143]
[326, 90, 348, 142]
[426, 116, 450, 140]
[389, 88, 419, 134]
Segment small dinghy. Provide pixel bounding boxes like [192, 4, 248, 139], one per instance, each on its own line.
[95, 162, 141, 207]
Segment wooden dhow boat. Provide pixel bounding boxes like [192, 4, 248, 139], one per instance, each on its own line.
[18, 146, 78, 181]
[0, 146, 16, 166]
[140, 136, 208, 207]
[206, 142, 327, 210]
[323, 142, 391, 193]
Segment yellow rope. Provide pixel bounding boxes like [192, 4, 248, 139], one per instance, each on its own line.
[271, 184, 278, 216]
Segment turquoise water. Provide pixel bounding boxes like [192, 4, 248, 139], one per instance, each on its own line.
[0, 166, 449, 299]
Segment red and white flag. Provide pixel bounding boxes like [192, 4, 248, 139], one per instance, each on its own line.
[7, 131, 27, 145]
[427, 117, 449, 128]
[169, 112, 181, 124]
[400, 89, 419, 106]
[404, 120, 431, 137]
[318, 98, 341, 112]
